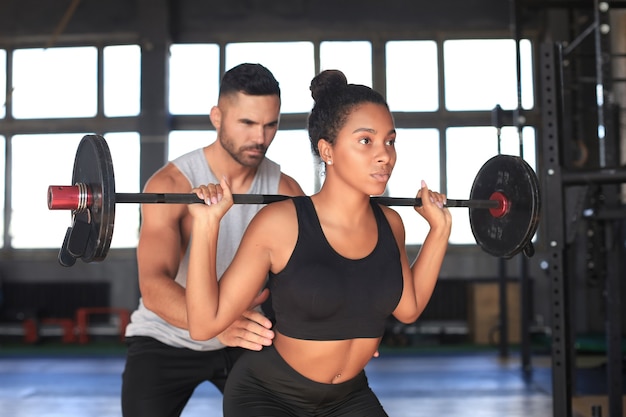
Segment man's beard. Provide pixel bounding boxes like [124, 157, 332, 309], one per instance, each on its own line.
[219, 133, 267, 168]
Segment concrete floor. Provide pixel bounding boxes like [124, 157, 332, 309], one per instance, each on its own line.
[0, 347, 556, 417]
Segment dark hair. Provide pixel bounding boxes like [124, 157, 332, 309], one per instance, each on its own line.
[307, 70, 389, 157]
[219, 63, 281, 99]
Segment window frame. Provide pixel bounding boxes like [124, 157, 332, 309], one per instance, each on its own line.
[0, 33, 540, 256]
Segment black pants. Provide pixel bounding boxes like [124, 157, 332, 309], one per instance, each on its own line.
[223, 345, 389, 417]
[121, 336, 245, 417]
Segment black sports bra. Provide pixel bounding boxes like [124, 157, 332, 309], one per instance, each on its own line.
[268, 196, 403, 340]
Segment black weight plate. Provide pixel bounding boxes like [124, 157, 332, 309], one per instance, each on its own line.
[71, 135, 115, 263]
[469, 154, 541, 258]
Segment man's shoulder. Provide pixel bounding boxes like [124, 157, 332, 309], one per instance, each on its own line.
[171, 147, 205, 166]
[144, 162, 190, 193]
[259, 157, 305, 196]
[278, 172, 305, 197]
[255, 157, 282, 180]
[260, 156, 280, 170]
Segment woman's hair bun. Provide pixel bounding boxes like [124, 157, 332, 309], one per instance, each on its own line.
[310, 70, 348, 102]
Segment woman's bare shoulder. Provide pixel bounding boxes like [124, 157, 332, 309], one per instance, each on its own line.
[243, 198, 300, 263]
[252, 197, 299, 226]
[378, 204, 406, 240]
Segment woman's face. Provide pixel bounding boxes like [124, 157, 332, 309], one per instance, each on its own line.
[327, 102, 397, 196]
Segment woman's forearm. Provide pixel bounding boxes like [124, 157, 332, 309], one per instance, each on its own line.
[186, 219, 222, 340]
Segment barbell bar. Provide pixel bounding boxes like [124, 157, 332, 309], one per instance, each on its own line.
[48, 135, 541, 266]
[48, 186, 506, 213]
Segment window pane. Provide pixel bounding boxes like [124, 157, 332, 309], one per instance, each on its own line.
[12, 47, 97, 118]
[443, 39, 533, 111]
[386, 129, 440, 245]
[446, 126, 536, 245]
[320, 41, 372, 87]
[104, 45, 141, 117]
[168, 131, 215, 161]
[386, 41, 438, 111]
[169, 44, 220, 115]
[226, 42, 315, 114]
[266, 130, 316, 196]
[520, 40, 534, 109]
[105, 132, 141, 248]
[0, 49, 5, 119]
[12, 134, 84, 248]
[0, 135, 4, 246]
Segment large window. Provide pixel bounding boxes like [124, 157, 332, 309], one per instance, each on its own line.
[7, 45, 142, 249]
[169, 44, 220, 115]
[386, 41, 439, 112]
[104, 45, 141, 117]
[321, 41, 373, 87]
[1, 38, 536, 251]
[443, 39, 533, 111]
[12, 47, 98, 119]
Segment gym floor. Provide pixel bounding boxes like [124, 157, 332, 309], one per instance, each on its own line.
[0, 342, 621, 417]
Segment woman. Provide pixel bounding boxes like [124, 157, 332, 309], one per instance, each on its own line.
[186, 69, 452, 416]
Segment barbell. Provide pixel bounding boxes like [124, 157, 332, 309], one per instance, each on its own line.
[48, 135, 541, 266]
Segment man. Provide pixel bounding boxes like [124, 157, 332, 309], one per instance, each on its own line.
[121, 63, 304, 417]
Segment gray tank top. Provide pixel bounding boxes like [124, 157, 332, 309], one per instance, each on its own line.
[125, 148, 282, 350]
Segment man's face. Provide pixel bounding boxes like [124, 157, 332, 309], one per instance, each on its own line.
[216, 92, 281, 167]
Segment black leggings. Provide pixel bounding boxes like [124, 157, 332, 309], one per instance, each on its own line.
[121, 336, 244, 417]
[223, 346, 388, 417]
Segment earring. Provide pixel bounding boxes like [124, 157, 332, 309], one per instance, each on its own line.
[327, 160, 333, 165]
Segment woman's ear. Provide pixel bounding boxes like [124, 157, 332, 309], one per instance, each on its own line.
[318, 139, 333, 163]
